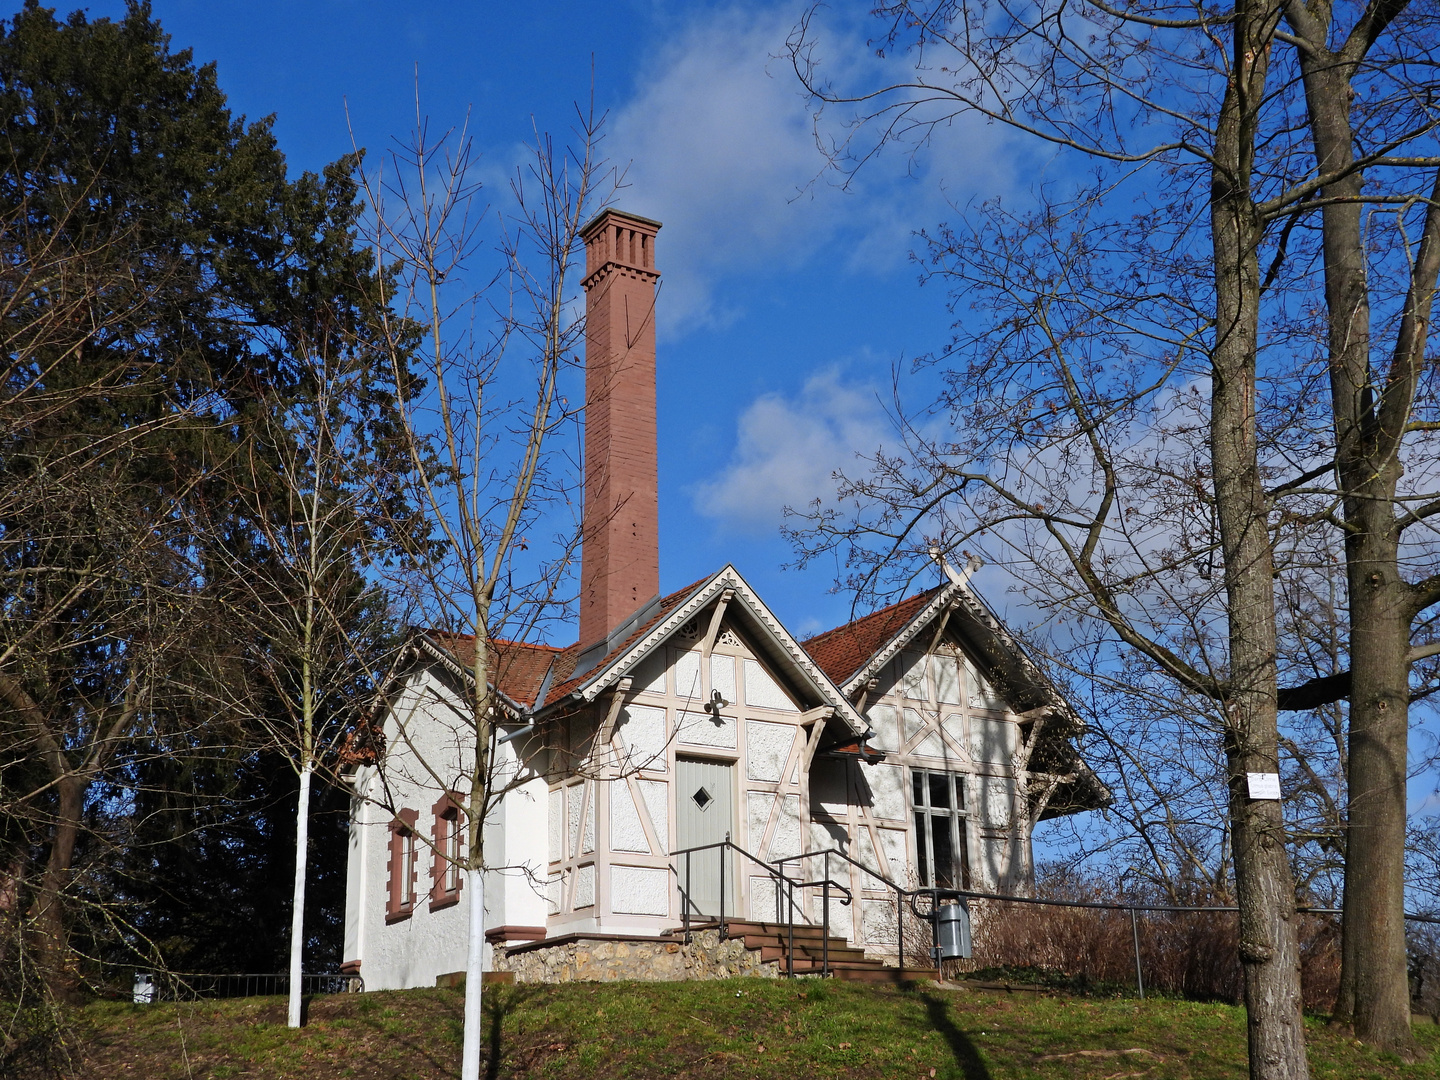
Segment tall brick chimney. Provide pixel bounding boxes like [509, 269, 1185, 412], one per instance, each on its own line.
[577, 209, 662, 656]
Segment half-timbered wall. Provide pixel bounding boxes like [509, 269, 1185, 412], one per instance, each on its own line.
[543, 617, 1038, 950]
[803, 635, 1032, 951]
[545, 614, 815, 937]
[350, 614, 1048, 985]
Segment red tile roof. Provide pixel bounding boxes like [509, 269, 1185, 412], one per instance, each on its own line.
[801, 587, 943, 688]
[542, 575, 710, 702]
[421, 632, 577, 709]
[418, 574, 713, 709]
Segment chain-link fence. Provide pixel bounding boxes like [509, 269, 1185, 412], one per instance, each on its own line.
[127, 971, 364, 1003]
[926, 888, 1437, 1014]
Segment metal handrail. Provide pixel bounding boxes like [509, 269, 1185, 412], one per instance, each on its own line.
[670, 838, 852, 976]
[775, 845, 931, 972]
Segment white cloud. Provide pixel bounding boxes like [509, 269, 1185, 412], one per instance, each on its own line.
[692, 368, 889, 534]
[609, 4, 1018, 335]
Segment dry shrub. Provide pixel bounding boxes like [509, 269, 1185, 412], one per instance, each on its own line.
[940, 872, 1340, 1008]
[1410, 922, 1440, 1020]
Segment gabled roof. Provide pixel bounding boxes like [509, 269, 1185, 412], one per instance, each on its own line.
[804, 588, 944, 689]
[539, 565, 868, 737]
[802, 575, 1078, 731]
[407, 565, 869, 739]
[421, 634, 576, 711]
[540, 576, 709, 703]
[801, 570, 1111, 816]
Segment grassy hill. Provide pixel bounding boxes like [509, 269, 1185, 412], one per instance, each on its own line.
[76, 979, 1440, 1080]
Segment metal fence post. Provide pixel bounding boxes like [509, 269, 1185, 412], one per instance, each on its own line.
[787, 879, 796, 978]
[822, 878, 830, 977]
[720, 840, 727, 940]
[896, 886, 904, 972]
[1129, 906, 1144, 1000]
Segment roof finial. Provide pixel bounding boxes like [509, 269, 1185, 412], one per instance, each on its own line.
[929, 546, 983, 588]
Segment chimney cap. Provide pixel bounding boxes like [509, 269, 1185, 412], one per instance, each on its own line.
[580, 207, 663, 240]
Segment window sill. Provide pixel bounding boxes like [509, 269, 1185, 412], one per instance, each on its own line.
[385, 907, 414, 925]
[429, 894, 460, 913]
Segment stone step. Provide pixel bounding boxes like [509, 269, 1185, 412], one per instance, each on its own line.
[755, 943, 869, 964]
[722, 921, 844, 941]
[663, 919, 928, 980]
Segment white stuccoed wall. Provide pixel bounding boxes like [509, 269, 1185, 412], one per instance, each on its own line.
[342, 669, 550, 991]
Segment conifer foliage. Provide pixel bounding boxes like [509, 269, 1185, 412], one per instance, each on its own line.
[0, 2, 417, 1066]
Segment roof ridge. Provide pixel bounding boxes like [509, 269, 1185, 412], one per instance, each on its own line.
[493, 638, 571, 653]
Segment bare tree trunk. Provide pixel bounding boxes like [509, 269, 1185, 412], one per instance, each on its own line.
[1284, 11, 1421, 1051]
[287, 759, 313, 1029]
[1211, 6, 1309, 1075]
[26, 774, 84, 1000]
[1, 673, 113, 1001]
[1344, 513, 1415, 1049]
[462, 627, 494, 1080]
[461, 864, 486, 1080]
[1333, 176, 1440, 1053]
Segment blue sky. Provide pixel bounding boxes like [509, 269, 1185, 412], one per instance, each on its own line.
[75, 0, 1021, 640]
[66, 0, 1439, 864]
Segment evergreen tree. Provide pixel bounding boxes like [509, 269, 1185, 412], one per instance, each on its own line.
[0, 1, 419, 1030]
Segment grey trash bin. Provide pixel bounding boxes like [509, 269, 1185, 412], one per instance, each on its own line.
[934, 901, 972, 961]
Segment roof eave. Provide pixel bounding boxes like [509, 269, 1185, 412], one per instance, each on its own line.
[831, 580, 1086, 737]
[838, 584, 961, 696]
[414, 633, 532, 721]
[544, 566, 868, 737]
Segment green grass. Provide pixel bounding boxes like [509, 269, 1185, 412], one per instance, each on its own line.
[76, 979, 1440, 1079]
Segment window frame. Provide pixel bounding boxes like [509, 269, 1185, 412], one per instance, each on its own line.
[386, 808, 420, 923]
[430, 793, 465, 911]
[910, 768, 971, 890]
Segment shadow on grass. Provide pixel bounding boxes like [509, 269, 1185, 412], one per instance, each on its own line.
[921, 993, 992, 1080]
[484, 985, 539, 1080]
[331, 990, 469, 1079]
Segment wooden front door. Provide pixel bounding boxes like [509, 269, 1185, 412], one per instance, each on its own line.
[675, 757, 735, 919]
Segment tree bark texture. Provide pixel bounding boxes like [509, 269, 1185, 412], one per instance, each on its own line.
[1211, 5, 1310, 1076]
[1287, 12, 1425, 1051]
[26, 773, 85, 999]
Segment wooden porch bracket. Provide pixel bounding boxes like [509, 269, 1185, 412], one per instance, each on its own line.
[595, 677, 633, 755]
[852, 677, 879, 715]
[800, 712, 830, 772]
[927, 601, 956, 656]
[798, 704, 836, 726]
[700, 588, 736, 659]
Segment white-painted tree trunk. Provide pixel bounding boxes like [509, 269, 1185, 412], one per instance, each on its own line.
[287, 759, 314, 1029]
[460, 865, 486, 1080]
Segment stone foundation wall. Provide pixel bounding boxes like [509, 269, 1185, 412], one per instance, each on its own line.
[494, 930, 780, 983]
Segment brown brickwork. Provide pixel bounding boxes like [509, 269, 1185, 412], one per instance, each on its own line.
[385, 808, 419, 923]
[429, 792, 463, 911]
[579, 209, 662, 651]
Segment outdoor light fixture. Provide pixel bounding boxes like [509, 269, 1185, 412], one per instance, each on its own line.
[704, 689, 728, 719]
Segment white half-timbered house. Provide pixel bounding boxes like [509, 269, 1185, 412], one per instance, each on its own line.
[339, 210, 1107, 990]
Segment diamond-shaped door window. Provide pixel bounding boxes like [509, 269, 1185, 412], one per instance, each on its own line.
[692, 786, 713, 811]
